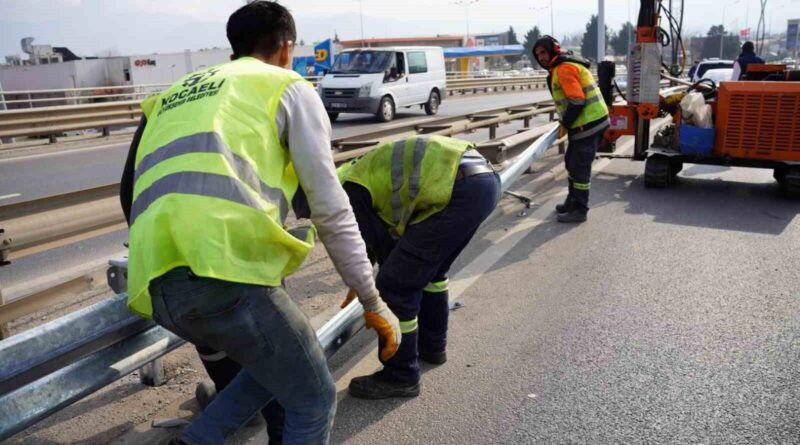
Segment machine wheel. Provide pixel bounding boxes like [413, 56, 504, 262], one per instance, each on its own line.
[376, 96, 395, 122]
[644, 155, 672, 188]
[327, 112, 339, 123]
[774, 168, 787, 187]
[783, 169, 800, 199]
[670, 160, 683, 177]
[424, 90, 440, 115]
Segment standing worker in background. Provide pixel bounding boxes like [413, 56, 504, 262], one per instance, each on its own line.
[533, 36, 609, 223]
[119, 2, 401, 444]
[731, 41, 764, 80]
[338, 135, 500, 399]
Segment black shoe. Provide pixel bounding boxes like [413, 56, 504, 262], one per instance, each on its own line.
[555, 197, 573, 214]
[419, 349, 447, 365]
[348, 371, 420, 399]
[168, 439, 189, 445]
[557, 209, 587, 223]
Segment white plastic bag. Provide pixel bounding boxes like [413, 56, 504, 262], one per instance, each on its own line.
[695, 104, 714, 128]
[679, 92, 705, 124]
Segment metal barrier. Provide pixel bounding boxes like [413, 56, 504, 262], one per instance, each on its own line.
[0, 125, 559, 441]
[0, 77, 552, 143]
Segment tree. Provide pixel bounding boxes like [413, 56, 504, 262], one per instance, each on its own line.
[333, 32, 341, 44]
[610, 22, 635, 56]
[506, 26, 521, 64]
[581, 15, 610, 61]
[522, 26, 542, 66]
[701, 25, 741, 59]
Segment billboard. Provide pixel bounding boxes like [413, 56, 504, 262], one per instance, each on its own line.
[314, 39, 333, 76]
[788, 19, 800, 51]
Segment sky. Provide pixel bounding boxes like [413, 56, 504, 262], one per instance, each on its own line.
[1, 0, 799, 58]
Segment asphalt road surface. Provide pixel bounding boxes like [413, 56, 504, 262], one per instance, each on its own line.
[244, 139, 799, 444]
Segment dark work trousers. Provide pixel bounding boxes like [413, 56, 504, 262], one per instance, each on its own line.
[564, 132, 601, 213]
[343, 169, 500, 384]
[195, 345, 285, 444]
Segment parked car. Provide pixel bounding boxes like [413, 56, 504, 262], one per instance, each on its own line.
[318, 46, 446, 122]
[691, 59, 734, 83]
[700, 67, 734, 85]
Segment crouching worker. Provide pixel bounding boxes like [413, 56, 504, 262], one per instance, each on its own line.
[339, 135, 501, 399]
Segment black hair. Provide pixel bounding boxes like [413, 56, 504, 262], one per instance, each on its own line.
[227, 1, 296, 59]
[742, 41, 755, 53]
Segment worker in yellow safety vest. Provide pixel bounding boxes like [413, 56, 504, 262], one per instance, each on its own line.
[335, 135, 501, 399]
[533, 35, 610, 222]
[118, 2, 400, 444]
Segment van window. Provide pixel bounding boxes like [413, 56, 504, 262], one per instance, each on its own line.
[408, 52, 427, 74]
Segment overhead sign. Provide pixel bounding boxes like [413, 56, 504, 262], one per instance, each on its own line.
[788, 19, 799, 50]
[314, 39, 333, 76]
[739, 28, 750, 38]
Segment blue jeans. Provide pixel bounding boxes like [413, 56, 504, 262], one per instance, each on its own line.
[149, 268, 336, 445]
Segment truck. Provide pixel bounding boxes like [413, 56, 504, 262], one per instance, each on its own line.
[317, 47, 446, 123]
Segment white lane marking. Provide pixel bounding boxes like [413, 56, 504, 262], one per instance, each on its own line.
[0, 193, 21, 201]
[0, 141, 130, 163]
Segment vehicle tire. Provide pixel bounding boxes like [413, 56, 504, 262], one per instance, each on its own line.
[783, 168, 800, 199]
[327, 112, 339, 123]
[774, 168, 787, 187]
[376, 96, 395, 122]
[644, 155, 671, 188]
[670, 160, 683, 177]
[424, 90, 440, 115]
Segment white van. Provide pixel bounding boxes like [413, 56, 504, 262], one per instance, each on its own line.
[318, 47, 446, 122]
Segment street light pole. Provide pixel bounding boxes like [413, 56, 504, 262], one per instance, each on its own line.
[454, 0, 479, 43]
[359, 0, 365, 48]
[598, 0, 606, 62]
[550, 0, 554, 36]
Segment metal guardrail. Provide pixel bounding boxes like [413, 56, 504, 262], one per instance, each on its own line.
[0, 77, 552, 142]
[0, 124, 559, 441]
[0, 100, 557, 335]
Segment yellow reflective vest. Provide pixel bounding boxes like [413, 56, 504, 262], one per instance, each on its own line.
[127, 57, 315, 318]
[337, 135, 473, 237]
[550, 61, 609, 132]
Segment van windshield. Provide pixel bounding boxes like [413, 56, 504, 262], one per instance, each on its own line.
[330, 51, 394, 74]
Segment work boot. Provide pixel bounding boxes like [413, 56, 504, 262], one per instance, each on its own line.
[555, 196, 574, 214]
[557, 208, 588, 223]
[557, 180, 576, 213]
[348, 370, 420, 399]
[419, 288, 449, 366]
[418, 348, 447, 365]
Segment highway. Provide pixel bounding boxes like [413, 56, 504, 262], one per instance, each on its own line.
[0, 91, 550, 294]
[248, 136, 799, 444]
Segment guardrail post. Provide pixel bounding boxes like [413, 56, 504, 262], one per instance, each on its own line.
[558, 139, 566, 154]
[139, 358, 166, 386]
[549, 110, 555, 121]
[489, 124, 497, 140]
[0, 281, 10, 340]
[523, 116, 531, 128]
[102, 126, 110, 137]
[48, 134, 57, 144]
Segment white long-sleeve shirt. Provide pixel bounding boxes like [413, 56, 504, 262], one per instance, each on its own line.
[275, 80, 379, 302]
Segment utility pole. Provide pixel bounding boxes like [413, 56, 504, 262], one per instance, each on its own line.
[550, 0, 554, 36]
[359, 0, 365, 48]
[598, 0, 606, 62]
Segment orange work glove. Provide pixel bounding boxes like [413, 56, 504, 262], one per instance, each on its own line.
[341, 288, 401, 361]
[558, 124, 568, 139]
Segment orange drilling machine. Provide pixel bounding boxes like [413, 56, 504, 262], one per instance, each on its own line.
[601, 0, 800, 198]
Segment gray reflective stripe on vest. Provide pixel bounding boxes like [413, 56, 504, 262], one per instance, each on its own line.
[556, 94, 601, 110]
[389, 139, 406, 226]
[134, 132, 288, 221]
[130, 171, 264, 224]
[391, 137, 428, 229]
